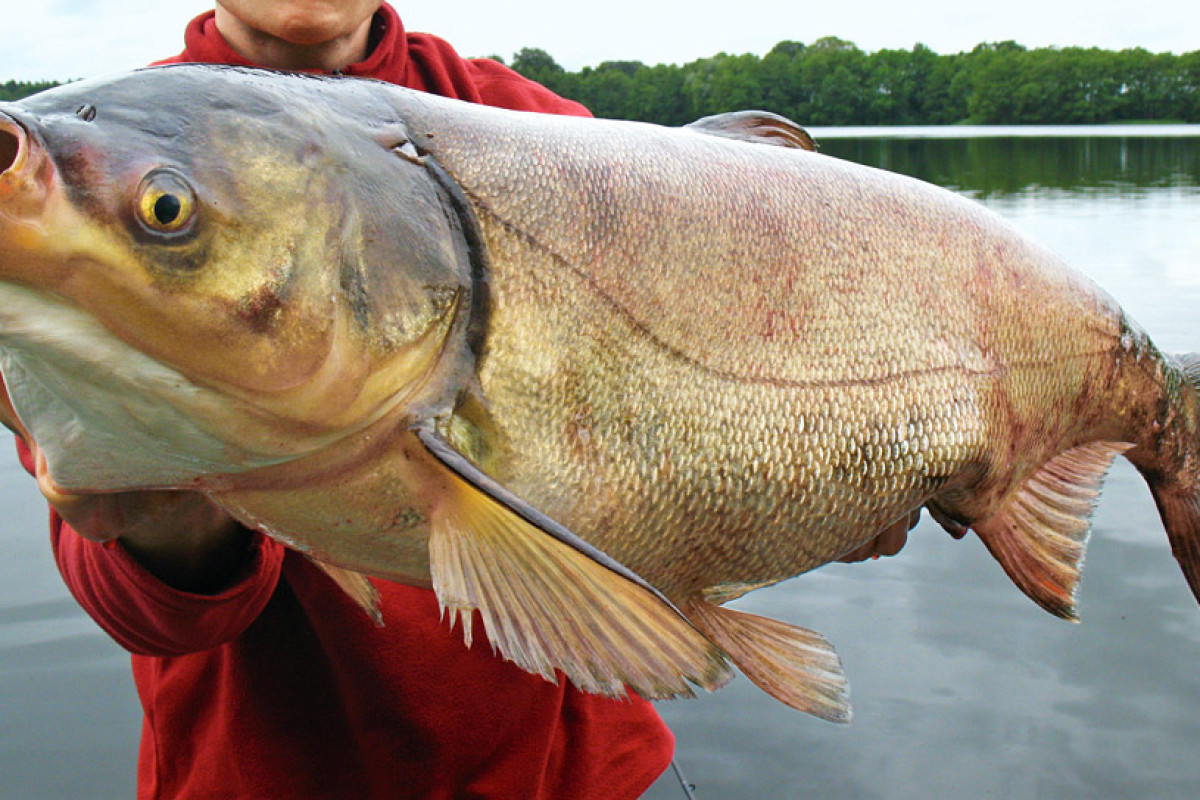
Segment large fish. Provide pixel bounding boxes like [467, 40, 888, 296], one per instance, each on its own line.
[0, 65, 1197, 722]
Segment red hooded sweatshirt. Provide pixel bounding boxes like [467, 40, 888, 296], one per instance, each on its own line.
[37, 6, 673, 799]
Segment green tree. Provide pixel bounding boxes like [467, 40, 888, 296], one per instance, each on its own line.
[760, 41, 811, 122]
[702, 53, 765, 115]
[0, 80, 60, 102]
[510, 47, 563, 79]
[498, 40, 1197, 126]
[796, 37, 868, 124]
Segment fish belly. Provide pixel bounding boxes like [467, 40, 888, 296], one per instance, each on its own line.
[428, 119, 1131, 598]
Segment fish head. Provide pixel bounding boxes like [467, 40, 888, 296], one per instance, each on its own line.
[0, 66, 474, 490]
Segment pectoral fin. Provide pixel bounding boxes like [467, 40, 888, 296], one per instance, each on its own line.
[414, 426, 733, 699]
[972, 441, 1133, 620]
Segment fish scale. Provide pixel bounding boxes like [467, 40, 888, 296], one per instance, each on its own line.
[0, 66, 1197, 721]
[476, 224, 971, 589]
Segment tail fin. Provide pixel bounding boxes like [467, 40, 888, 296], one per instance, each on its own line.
[1150, 352, 1200, 603]
[1177, 353, 1200, 389]
[1151, 488, 1200, 603]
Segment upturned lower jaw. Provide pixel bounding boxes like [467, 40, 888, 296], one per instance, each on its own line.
[0, 109, 54, 243]
[0, 114, 25, 177]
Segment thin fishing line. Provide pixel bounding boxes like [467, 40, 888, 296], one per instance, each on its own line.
[671, 758, 698, 800]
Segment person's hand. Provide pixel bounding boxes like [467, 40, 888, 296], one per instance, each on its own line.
[838, 508, 922, 562]
[33, 444, 252, 592]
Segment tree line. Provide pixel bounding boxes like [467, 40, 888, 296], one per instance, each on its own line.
[506, 39, 1200, 126]
[1, 80, 60, 102]
[5, 39, 1199, 126]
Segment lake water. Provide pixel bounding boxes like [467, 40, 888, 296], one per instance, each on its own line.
[644, 126, 1200, 800]
[3, 127, 1200, 799]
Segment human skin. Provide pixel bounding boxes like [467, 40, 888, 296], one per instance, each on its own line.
[214, 0, 382, 72]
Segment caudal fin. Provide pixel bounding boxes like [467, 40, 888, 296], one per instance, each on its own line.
[1150, 488, 1200, 603]
[1148, 353, 1200, 603]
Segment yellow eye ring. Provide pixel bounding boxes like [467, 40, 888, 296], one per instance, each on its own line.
[135, 170, 196, 235]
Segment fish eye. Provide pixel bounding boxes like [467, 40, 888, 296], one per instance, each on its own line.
[135, 170, 196, 236]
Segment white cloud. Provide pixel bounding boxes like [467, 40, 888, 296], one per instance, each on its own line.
[4, 3, 205, 81]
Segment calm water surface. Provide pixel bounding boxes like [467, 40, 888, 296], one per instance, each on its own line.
[648, 127, 1200, 800]
[2, 128, 1199, 799]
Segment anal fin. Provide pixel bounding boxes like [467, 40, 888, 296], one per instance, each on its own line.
[973, 441, 1133, 620]
[417, 427, 733, 700]
[682, 598, 849, 723]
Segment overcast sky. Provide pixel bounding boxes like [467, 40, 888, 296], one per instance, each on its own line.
[3, 0, 1197, 82]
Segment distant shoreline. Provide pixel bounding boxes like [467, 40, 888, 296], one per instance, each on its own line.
[507, 39, 1200, 127]
[6, 39, 1199, 128]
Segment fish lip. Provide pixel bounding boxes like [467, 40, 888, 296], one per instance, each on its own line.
[0, 107, 33, 180]
[0, 106, 53, 222]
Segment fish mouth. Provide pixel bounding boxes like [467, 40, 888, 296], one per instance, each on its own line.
[0, 106, 55, 242]
[0, 110, 29, 180]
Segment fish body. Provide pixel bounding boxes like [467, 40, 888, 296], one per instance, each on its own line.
[409, 100, 1180, 594]
[0, 66, 1197, 720]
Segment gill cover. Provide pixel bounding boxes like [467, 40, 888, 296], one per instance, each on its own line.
[0, 66, 481, 490]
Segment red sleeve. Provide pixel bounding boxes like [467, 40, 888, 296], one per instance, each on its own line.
[461, 57, 592, 117]
[152, 9, 592, 119]
[16, 437, 285, 656]
[403, 34, 592, 118]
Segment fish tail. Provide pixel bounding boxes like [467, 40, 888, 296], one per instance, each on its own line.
[940, 350, 1200, 620]
[1149, 486, 1200, 603]
[1143, 352, 1200, 604]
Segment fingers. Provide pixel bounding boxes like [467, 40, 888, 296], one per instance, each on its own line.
[31, 444, 251, 593]
[835, 541, 873, 563]
[34, 447, 124, 542]
[874, 518, 910, 557]
[836, 508, 923, 563]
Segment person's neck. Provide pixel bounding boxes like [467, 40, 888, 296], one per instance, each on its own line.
[213, 7, 374, 72]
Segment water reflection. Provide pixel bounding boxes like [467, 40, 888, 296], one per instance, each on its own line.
[818, 130, 1200, 197]
[647, 129, 1200, 800]
[0, 454, 141, 799]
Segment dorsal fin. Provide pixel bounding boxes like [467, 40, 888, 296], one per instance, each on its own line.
[685, 111, 819, 151]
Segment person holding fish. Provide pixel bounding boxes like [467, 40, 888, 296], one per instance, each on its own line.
[5, 2, 919, 797]
[11, 3, 666, 798]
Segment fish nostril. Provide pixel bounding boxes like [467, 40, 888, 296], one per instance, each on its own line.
[0, 125, 21, 175]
